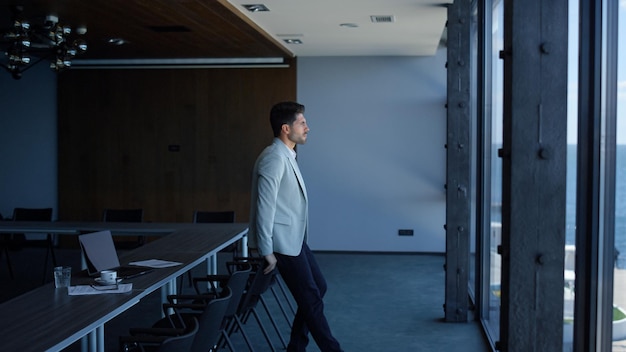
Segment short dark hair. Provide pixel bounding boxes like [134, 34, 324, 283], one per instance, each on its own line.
[270, 101, 305, 137]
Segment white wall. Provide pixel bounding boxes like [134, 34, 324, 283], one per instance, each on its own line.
[0, 64, 58, 220]
[297, 51, 447, 252]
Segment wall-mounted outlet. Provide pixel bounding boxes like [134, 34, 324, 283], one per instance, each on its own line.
[398, 229, 414, 236]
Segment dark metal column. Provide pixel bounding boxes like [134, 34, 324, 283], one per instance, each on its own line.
[498, 0, 568, 351]
[444, 0, 472, 323]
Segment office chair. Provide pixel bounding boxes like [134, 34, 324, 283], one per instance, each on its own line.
[228, 258, 288, 352]
[120, 316, 199, 352]
[0, 211, 11, 278]
[0, 239, 12, 280]
[10, 207, 55, 282]
[193, 210, 236, 255]
[233, 256, 296, 330]
[190, 262, 252, 351]
[125, 287, 232, 352]
[178, 210, 236, 291]
[103, 208, 145, 248]
[103, 208, 143, 222]
[193, 210, 235, 224]
[0, 211, 6, 278]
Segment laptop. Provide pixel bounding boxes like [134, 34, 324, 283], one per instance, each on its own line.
[78, 230, 153, 279]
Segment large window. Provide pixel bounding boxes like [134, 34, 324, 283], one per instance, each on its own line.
[612, 2, 626, 349]
[475, 0, 621, 350]
[564, 0, 579, 349]
[483, 0, 504, 343]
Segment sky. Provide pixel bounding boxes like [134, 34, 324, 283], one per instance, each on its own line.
[616, 0, 626, 144]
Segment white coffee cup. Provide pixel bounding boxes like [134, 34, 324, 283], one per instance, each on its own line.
[100, 270, 117, 284]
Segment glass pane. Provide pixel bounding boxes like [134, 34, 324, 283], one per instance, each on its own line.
[563, 0, 579, 349]
[612, 1, 626, 350]
[485, 0, 504, 342]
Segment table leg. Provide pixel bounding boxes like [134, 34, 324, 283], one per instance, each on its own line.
[209, 255, 217, 275]
[202, 255, 219, 291]
[81, 335, 88, 352]
[161, 279, 177, 317]
[241, 234, 248, 257]
[97, 325, 105, 352]
[86, 329, 96, 352]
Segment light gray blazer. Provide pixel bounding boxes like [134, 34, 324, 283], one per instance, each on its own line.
[248, 138, 308, 257]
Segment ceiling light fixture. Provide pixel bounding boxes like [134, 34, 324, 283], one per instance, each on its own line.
[283, 39, 302, 44]
[339, 23, 359, 28]
[1, 6, 88, 79]
[243, 4, 270, 12]
[107, 38, 128, 46]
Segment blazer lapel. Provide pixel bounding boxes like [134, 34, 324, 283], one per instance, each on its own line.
[273, 139, 308, 202]
[288, 156, 308, 202]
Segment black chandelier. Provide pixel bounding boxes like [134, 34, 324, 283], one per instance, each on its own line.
[1, 8, 87, 79]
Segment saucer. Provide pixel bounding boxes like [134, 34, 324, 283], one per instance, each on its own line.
[94, 277, 122, 286]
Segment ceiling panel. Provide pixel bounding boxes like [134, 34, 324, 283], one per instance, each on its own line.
[226, 0, 452, 57]
[0, 0, 450, 74]
[0, 0, 290, 62]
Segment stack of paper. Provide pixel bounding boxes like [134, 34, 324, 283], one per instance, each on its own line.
[68, 283, 133, 295]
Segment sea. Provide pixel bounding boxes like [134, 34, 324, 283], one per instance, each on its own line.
[566, 144, 626, 268]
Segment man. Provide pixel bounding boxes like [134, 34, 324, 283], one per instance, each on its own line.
[249, 101, 343, 352]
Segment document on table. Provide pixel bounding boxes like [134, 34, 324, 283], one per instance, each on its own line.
[128, 259, 182, 268]
[68, 283, 133, 295]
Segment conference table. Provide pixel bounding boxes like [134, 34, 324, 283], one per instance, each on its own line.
[0, 221, 249, 274]
[0, 220, 248, 237]
[0, 222, 249, 352]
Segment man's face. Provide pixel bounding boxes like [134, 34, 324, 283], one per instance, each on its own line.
[287, 113, 309, 145]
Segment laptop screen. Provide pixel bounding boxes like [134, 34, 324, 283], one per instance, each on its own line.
[78, 230, 121, 276]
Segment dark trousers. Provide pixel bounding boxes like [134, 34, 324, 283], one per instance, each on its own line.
[275, 243, 343, 352]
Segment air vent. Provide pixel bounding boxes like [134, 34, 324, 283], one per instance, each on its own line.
[370, 15, 395, 23]
[147, 25, 191, 33]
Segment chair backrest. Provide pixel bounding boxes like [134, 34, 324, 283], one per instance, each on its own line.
[157, 316, 199, 352]
[12, 207, 53, 221]
[223, 263, 252, 319]
[191, 287, 232, 352]
[193, 210, 235, 223]
[103, 208, 143, 222]
[237, 263, 274, 315]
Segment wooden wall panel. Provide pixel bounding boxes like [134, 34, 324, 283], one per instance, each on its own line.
[57, 63, 297, 223]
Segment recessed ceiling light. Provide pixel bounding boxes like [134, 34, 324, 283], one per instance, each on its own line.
[339, 23, 359, 28]
[107, 38, 128, 45]
[243, 4, 269, 12]
[283, 39, 302, 44]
